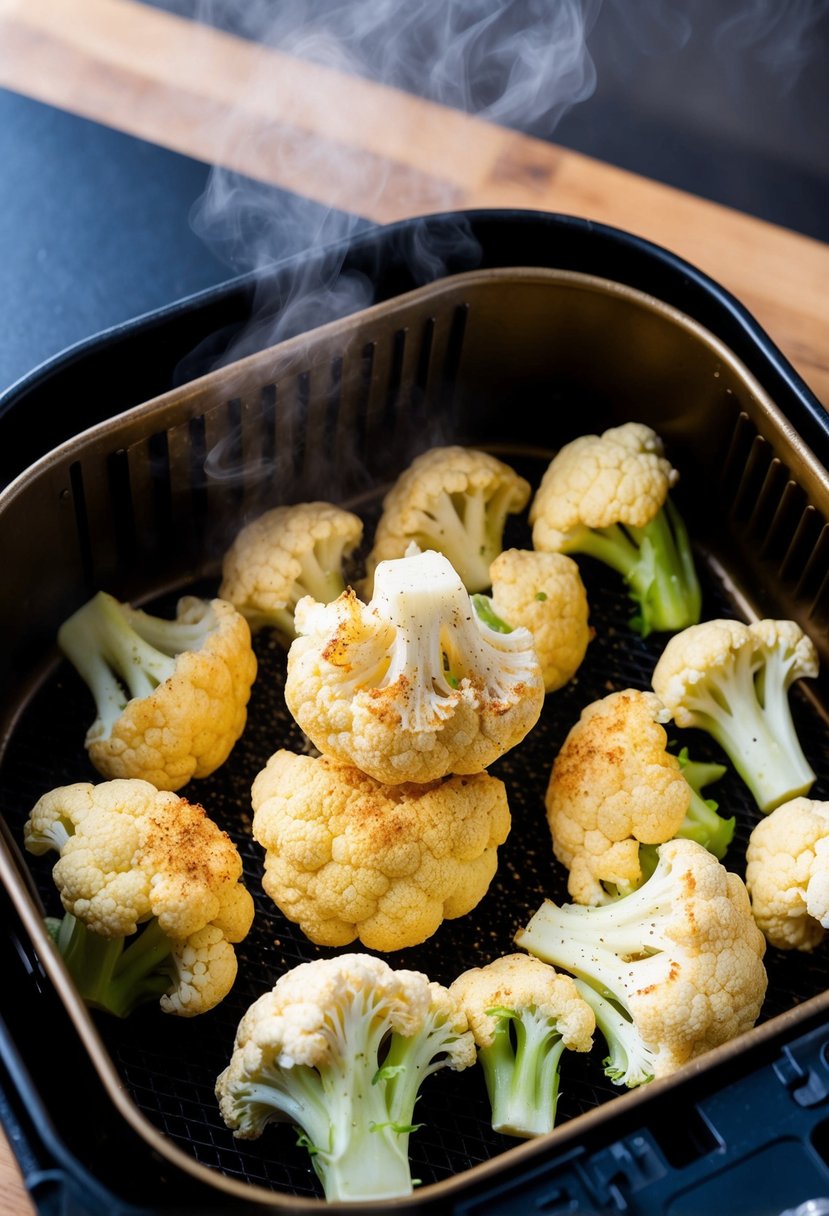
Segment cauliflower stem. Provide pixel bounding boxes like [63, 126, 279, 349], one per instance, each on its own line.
[572, 980, 656, 1088]
[216, 956, 475, 1203]
[46, 912, 177, 1019]
[477, 1005, 569, 1137]
[568, 497, 701, 637]
[58, 591, 215, 736]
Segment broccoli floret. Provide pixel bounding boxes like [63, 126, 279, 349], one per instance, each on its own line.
[653, 618, 819, 813]
[215, 954, 475, 1203]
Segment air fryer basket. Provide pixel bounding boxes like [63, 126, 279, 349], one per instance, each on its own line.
[2, 255, 829, 1215]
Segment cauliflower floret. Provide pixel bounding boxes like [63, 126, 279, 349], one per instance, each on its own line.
[57, 592, 257, 791]
[529, 422, 701, 637]
[449, 953, 594, 1138]
[215, 953, 475, 1202]
[484, 548, 593, 692]
[652, 617, 818, 814]
[362, 445, 531, 595]
[250, 749, 511, 950]
[219, 501, 364, 644]
[516, 839, 768, 1084]
[284, 548, 545, 784]
[24, 779, 254, 1017]
[546, 689, 733, 905]
[745, 797, 829, 951]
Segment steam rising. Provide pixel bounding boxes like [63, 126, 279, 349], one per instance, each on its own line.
[185, 0, 602, 370]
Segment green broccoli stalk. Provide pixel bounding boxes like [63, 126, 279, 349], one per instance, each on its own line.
[46, 912, 175, 1019]
[515, 839, 768, 1086]
[566, 496, 701, 637]
[572, 980, 655, 1088]
[215, 954, 476, 1203]
[57, 590, 215, 738]
[653, 618, 819, 814]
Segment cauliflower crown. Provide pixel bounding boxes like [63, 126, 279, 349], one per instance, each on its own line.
[517, 839, 767, 1079]
[529, 422, 678, 549]
[220, 501, 363, 641]
[364, 445, 531, 594]
[746, 797, 829, 951]
[449, 953, 595, 1051]
[284, 548, 545, 784]
[545, 689, 690, 904]
[488, 548, 592, 693]
[251, 750, 511, 950]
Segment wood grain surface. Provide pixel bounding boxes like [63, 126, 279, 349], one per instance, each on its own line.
[0, 0, 828, 1211]
[1, 0, 828, 406]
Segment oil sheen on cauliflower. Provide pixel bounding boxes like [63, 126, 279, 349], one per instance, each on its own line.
[250, 750, 511, 950]
[284, 548, 545, 784]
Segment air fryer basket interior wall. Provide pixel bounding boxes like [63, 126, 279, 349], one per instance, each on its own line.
[2, 248, 829, 1215]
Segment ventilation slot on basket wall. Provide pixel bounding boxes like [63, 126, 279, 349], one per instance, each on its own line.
[720, 411, 829, 635]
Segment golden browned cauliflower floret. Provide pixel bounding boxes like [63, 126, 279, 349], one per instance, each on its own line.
[517, 839, 768, 1086]
[24, 779, 255, 1017]
[363, 444, 531, 594]
[485, 548, 593, 692]
[449, 953, 594, 1138]
[57, 591, 257, 791]
[284, 547, 545, 784]
[219, 500, 364, 645]
[546, 688, 734, 905]
[529, 422, 701, 637]
[250, 749, 511, 950]
[745, 797, 829, 951]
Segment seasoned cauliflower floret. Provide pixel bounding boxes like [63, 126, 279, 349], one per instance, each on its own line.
[529, 422, 701, 637]
[219, 500, 364, 644]
[57, 592, 257, 791]
[546, 689, 733, 905]
[284, 547, 545, 784]
[652, 617, 818, 814]
[746, 797, 829, 951]
[517, 839, 768, 1085]
[363, 444, 531, 595]
[486, 548, 593, 692]
[250, 750, 511, 950]
[24, 779, 254, 1017]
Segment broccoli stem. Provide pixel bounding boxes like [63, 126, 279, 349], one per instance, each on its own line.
[573, 980, 655, 1088]
[677, 644, 816, 813]
[47, 913, 174, 1018]
[568, 498, 701, 637]
[478, 1007, 566, 1138]
[58, 592, 218, 739]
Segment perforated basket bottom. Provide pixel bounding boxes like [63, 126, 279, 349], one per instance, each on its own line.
[1, 449, 827, 1204]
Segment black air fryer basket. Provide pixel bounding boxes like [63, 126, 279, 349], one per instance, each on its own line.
[2, 210, 829, 1216]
